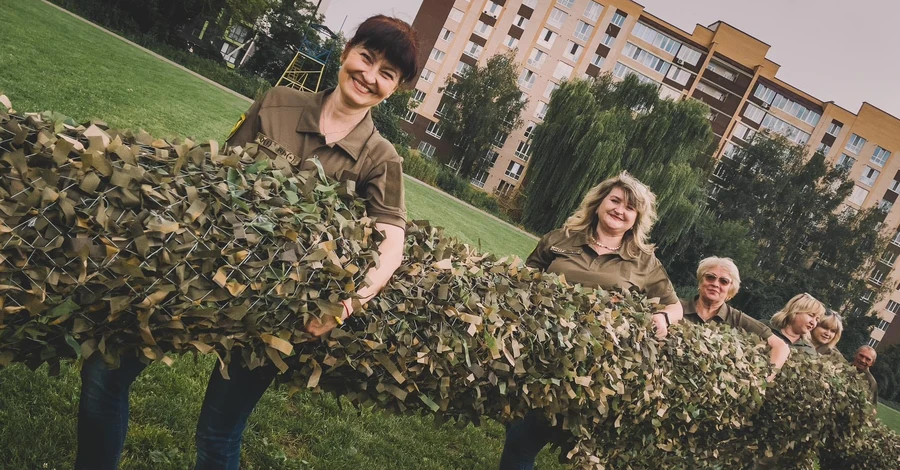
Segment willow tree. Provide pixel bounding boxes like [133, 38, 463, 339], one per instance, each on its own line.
[522, 75, 714, 251]
[438, 51, 528, 178]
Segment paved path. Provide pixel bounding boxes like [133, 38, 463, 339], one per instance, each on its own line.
[44, 0, 537, 241]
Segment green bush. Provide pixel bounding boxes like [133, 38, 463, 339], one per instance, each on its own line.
[399, 148, 439, 186]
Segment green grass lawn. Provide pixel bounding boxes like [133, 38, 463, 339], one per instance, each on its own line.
[878, 403, 900, 433]
[0, 1, 553, 469]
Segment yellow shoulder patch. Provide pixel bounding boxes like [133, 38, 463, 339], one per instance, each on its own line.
[227, 113, 246, 141]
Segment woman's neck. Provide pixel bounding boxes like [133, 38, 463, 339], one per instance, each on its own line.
[695, 296, 725, 321]
[594, 226, 624, 246]
[320, 92, 367, 133]
[780, 327, 801, 344]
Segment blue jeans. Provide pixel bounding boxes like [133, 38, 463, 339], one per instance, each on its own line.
[74, 352, 277, 470]
[498, 411, 554, 470]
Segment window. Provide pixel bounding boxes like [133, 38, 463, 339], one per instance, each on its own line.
[612, 62, 656, 86]
[535, 101, 550, 119]
[519, 69, 536, 89]
[696, 82, 725, 101]
[564, 41, 584, 61]
[666, 66, 691, 86]
[548, 8, 568, 28]
[463, 41, 483, 59]
[860, 166, 880, 186]
[890, 179, 900, 193]
[817, 142, 831, 155]
[403, 109, 416, 123]
[611, 11, 626, 27]
[471, 170, 489, 188]
[449, 7, 464, 22]
[528, 49, 547, 68]
[504, 35, 519, 48]
[837, 153, 856, 170]
[553, 62, 574, 80]
[483, 1, 501, 17]
[557, 0, 575, 7]
[434, 102, 448, 117]
[515, 141, 532, 160]
[426, 121, 443, 139]
[440, 28, 454, 42]
[732, 123, 756, 142]
[522, 0, 537, 7]
[601, 33, 616, 47]
[543, 81, 559, 99]
[537, 28, 559, 48]
[761, 114, 810, 145]
[713, 161, 728, 179]
[764, 92, 821, 126]
[675, 45, 702, 66]
[742, 104, 765, 124]
[523, 121, 536, 138]
[861, 290, 874, 302]
[411, 89, 426, 103]
[417, 141, 436, 157]
[876, 319, 890, 331]
[227, 24, 250, 43]
[591, 53, 605, 67]
[753, 84, 777, 104]
[826, 121, 842, 136]
[846, 133, 866, 154]
[493, 131, 508, 148]
[871, 270, 887, 285]
[706, 62, 736, 81]
[513, 14, 528, 29]
[495, 180, 515, 197]
[455, 61, 473, 77]
[622, 42, 670, 74]
[872, 146, 892, 166]
[474, 21, 493, 37]
[632, 22, 681, 55]
[849, 185, 869, 205]
[574, 21, 594, 41]
[505, 161, 525, 180]
[420, 68, 435, 82]
[584, 1, 603, 21]
[887, 300, 900, 314]
[429, 48, 446, 63]
[879, 199, 894, 212]
[722, 142, 740, 159]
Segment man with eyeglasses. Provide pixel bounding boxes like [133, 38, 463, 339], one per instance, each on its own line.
[853, 345, 878, 404]
[679, 257, 791, 369]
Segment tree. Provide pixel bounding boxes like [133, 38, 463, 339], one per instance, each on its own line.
[710, 133, 890, 322]
[438, 51, 528, 178]
[871, 343, 900, 402]
[522, 75, 714, 250]
[372, 89, 413, 146]
[243, 0, 322, 84]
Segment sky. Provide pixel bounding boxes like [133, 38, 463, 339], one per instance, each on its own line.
[322, 0, 900, 117]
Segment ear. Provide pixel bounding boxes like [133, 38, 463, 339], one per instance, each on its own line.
[341, 44, 352, 62]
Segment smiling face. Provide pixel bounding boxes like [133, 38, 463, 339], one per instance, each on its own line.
[699, 265, 732, 305]
[337, 45, 401, 110]
[853, 348, 876, 372]
[595, 187, 637, 236]
[811, 324, 836, 347]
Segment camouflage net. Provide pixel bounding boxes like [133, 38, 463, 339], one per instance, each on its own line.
[0, 101, 897, 468]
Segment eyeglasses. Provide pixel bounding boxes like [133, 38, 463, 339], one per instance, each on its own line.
[702, 273, 732, 286]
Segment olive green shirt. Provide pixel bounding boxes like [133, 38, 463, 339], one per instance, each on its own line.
[770, 328, 817, 356]
[815, 344, 837, 356]
[227, 86, 407, 228]
[526, 228, 678, 305]
[860, 369, 878, 404]
[680, 297, 773, 339]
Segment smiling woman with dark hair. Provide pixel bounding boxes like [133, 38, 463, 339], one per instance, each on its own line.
[73, 15, 420, 470]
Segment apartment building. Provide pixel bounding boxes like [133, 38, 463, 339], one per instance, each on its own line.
[404, 0, 900, 349]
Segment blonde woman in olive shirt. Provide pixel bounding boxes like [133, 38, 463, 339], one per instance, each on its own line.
[500, 172, 682, 470]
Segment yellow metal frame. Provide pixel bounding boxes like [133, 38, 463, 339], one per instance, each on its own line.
[276, 51, 327, 93]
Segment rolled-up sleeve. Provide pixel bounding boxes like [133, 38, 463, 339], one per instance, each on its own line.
[362, 160, 407, 229]
[644, 261, 679, 305]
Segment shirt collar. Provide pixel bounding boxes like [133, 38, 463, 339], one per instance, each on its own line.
[575, 227, 635, 260]
[294, 88, 376, 162]
[684, 296, 728, 323]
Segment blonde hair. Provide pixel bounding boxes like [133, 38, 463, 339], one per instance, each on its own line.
[770, 293, 826, 334]
[563, 172, 657, 257]
[696, 257, 741, 300]
[812, 312, 843, 349]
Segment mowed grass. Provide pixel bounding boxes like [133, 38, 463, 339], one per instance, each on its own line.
[0, 1, 558, 469]
[878, 404, 900, 433]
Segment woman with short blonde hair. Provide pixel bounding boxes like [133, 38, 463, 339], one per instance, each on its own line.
[769, 293, 826, 355]
[810, 311, 843, 355]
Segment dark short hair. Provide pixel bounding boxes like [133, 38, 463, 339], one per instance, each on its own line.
[347, 15, 419, 85]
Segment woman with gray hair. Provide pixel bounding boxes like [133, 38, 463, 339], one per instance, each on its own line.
[680, 257, 791, 369]
[499, 172, 682, 470]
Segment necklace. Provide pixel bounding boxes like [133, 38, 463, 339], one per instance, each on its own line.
[589, 235, 621, 252]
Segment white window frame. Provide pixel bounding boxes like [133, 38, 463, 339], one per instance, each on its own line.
[563, 41, 584, 61]
[553, 61, 574, 80]
[474, 21, 493, 38]
[528, 48, 547, 68]
[515, 140, 532, 161]
[548, 8, 568, 28]
[449, 7, 465, 22]
[440, 28, 454, 43]
[429, 48, 446, 63]
[706, 62, 737, 81]
[742, 104, 765, 124]
[574, 21, 594, 42]
[537, 28, 558, 48]
[417, 141, 436, 158]
[403, 109, 416, 124]
[601, 33, 615, 47]
[411, 89, 426, 103]
[591, 53, 605, 67]
[872, 146, 892, 167]
[505, 161, 525, 180]
[826, 122, 842, 136]
[535, 101, 550, 120]
[504, 35, 519, 48]
[420, 68, 435, 82]
[463, 41, 483, 59]
[849, 185, 869, 206]
[584, 1, 603, 22]
[836, 153, 856, 170]
[455, 61, 473, 77]
[860, 166, 880, 187]
[611, 11, 626, 27]
[426, 121, 444, 139]
[846, 133, 867, 154]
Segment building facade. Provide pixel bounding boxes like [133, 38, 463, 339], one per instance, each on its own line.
[404, 0, 900, 349]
